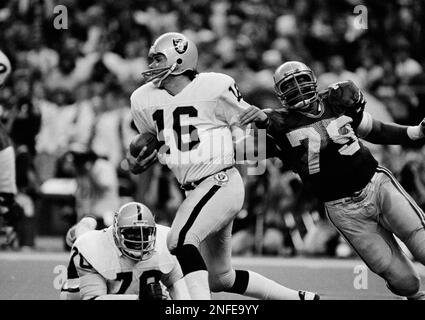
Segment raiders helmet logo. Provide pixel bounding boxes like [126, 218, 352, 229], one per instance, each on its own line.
[173, 38, 188, 54]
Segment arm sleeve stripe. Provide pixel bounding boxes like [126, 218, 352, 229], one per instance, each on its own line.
[356, 111, 373, 138]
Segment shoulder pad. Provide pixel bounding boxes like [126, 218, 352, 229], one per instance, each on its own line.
[199, 72, 234, 85]
[74, 228, 120, 280]
[130, 82, 156, 108]
[198, 72, 235, 94]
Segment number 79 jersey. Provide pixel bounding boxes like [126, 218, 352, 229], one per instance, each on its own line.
[265, 90, 378, 201]
[130, 72, 250, 184]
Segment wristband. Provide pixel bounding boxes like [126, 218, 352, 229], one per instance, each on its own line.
[407, 126, 423, 140]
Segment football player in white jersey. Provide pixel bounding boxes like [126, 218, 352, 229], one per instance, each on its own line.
[0, 50, 24, 248]
[128, 32, 319, 300]
[0, 51, 15, 200]
[60, 202, 190, 300]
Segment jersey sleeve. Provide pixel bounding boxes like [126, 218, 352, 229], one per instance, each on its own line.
[130, 91, 156, 135]
[343, 97, 366, 130]
[73, 248, 107, 300]
[355, 111, 374, 138]
[215, 79, 252, 126]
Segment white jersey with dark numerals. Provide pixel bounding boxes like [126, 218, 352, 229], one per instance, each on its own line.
[0, 123, 17, 194]
[130, 72, 251, 184]
[71, 225, 182, 299]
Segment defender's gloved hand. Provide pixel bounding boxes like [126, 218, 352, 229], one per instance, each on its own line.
[328, 80, 365, 108]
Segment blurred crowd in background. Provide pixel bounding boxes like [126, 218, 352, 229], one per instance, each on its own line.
[1, 0, 425, 258]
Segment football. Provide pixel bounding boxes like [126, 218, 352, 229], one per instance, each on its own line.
[129, 132, 159, 159]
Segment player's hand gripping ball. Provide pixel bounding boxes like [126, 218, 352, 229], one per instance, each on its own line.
[127, 133, 160, 175]
[129, 132, 159, 159]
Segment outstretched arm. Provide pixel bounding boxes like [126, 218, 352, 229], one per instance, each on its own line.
[356, 111, 425, 144]
[65, 216, 98, 248]
[126, 147, 158, 175]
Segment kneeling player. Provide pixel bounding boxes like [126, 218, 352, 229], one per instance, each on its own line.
[60, 202, 190, 300]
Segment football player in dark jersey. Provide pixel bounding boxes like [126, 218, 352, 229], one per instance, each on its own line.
[239, 61, 425, 300]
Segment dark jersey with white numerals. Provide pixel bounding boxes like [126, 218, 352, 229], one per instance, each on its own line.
[264, 90, 378, 201]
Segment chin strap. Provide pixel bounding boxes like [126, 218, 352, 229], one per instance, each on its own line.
[156, 63, 177, 87]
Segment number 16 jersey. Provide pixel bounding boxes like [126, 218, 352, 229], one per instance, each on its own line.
[130, 72, 250, 185]
[265, 89, 378, 201]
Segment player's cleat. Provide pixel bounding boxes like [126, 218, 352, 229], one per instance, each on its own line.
[298, 290, 320, 300]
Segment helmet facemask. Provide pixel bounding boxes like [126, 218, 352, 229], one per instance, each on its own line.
[142, 53, 178, 88]
[275, 71, 319, 112]
[115, 223, 157, 261]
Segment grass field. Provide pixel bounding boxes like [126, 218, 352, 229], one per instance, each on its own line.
[1, 250, 424, 300]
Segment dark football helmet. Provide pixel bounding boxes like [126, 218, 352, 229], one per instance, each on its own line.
[113, 202, 157, 261]
[273, 61, 319, 111]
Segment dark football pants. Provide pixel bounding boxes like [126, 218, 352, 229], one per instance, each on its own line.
[167, 167, 245, 289]
[325, 166, 425, 297]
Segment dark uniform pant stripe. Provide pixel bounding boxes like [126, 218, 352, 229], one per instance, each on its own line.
[176, 184, 222, 250]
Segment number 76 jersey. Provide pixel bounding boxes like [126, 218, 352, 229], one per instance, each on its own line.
[265, 89, 378, 202]
[130, 72, 251, 185]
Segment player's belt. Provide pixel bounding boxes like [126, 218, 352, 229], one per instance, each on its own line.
[180, 167, 233, 191]
[325, 184, 369, 205]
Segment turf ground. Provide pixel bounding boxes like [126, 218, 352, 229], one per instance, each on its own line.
[1, 250, 424, 300]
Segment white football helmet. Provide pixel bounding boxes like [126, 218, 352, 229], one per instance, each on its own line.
[141, 32, 198, 87]
[0, 51, 11, 87]
[113, 202, 157, 261]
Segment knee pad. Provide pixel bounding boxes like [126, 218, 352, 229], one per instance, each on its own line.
[174, 244, 207, 276]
